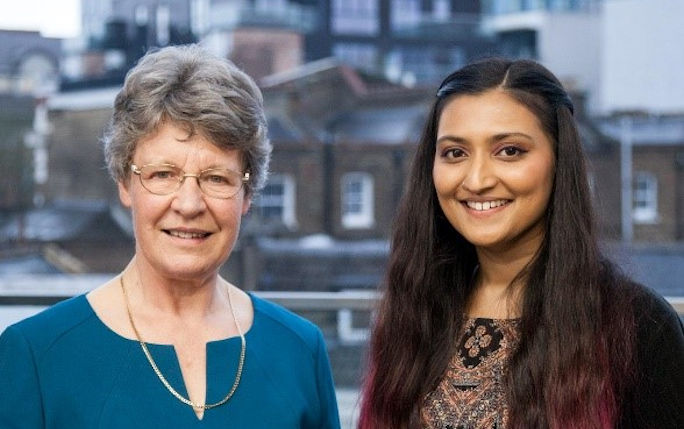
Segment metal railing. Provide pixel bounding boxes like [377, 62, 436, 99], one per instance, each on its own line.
[1, 278, 681, 429]
[0, 274, 682, 314]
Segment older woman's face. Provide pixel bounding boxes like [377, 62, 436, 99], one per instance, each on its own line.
[433, 90, 555, 254]
[118, 121, 250, 281]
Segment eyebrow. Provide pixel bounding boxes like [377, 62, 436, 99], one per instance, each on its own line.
[137, 161, 237, 171]
[436, 132, 535, 145]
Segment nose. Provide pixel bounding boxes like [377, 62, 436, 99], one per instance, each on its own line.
[460, 153, 497, 193]
[171, 175, 207, 216]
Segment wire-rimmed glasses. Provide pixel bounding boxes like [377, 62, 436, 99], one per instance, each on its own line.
[130, 164, 249, 199]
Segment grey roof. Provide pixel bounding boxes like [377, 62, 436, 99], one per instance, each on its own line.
[261, 57, 340, 88]
[331, 104, 427, 144]
[267, 116, 304, 142]
[0, 200, 110, 242]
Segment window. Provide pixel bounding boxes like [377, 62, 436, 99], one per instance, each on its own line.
[633, 171, 658, 223]
[190, 0, 210, 36]
[332, 0, 379, 35]
[433, 0, 450, 21]
[135, 5, 149, 26]
[341, 172, 374, 229]
[391, 0, 420, 30]
[257, 174, 296, 228]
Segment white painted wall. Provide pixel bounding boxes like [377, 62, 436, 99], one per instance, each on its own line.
[538, 13, 602, 113]
[600, 0, 684, 114]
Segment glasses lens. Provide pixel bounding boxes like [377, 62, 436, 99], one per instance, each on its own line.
[139, 165, 181, 195]
[199, 169, 243, 198]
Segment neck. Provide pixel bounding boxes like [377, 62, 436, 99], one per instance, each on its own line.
[469, 231, 543, 318]
[124, 257, 226, 320]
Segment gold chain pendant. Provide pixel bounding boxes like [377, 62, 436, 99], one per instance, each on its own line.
[120, 275, 246, 410]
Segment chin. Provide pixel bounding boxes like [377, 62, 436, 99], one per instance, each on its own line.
[157, 257, 225, 280]
[459, 231, 504, 247]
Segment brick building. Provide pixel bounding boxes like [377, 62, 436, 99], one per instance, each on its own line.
[596, 116, 684, 242]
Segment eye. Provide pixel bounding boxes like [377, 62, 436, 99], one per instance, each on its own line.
[201, 170, 239, 187]
[144, 166, 179, 180]
[497, 146, 526, 157]
[442, 148, 466, 160]
[152, 171, 172, 179]
[207, 174, 228, 184]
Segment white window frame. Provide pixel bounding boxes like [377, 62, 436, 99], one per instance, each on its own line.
[258, 174, 296, 228]
[341, 172, 374, 229]
[633, 171, 658, 224]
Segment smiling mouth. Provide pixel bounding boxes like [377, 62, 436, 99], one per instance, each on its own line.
[464, 199, 511, 211]
[163, 229, 212, 239]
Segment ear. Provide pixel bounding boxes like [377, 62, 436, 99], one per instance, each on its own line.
[241, 195, 252, 216]
[118, 180, 132, 208]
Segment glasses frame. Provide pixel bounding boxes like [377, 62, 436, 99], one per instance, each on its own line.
[130, 163, 250, 199]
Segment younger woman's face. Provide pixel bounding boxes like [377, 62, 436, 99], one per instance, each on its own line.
[432, 90, 555, 254]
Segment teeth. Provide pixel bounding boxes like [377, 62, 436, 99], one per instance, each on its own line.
[466, 200, 509, 211]
[167, 230, 208, 239]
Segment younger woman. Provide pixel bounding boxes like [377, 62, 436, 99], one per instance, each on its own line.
[359, 58, 684, 428]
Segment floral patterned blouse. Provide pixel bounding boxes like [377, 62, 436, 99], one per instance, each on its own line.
[421, 318, 521, 429]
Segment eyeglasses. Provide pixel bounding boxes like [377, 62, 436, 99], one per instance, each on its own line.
[130, 163, 249, 199]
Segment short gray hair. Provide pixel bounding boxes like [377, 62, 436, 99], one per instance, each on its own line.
[103, 44, 271, 195]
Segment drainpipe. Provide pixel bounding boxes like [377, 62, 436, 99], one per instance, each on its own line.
[322, 130, 335, 235]
[620, 115, 633, 243]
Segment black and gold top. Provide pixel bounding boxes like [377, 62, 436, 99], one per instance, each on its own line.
[421, 318, 521, 429]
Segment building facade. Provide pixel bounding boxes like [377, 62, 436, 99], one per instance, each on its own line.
[305, 0, 493, 85]
[480, 0, 603, 111]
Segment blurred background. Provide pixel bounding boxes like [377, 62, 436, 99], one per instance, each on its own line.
[1, 0, 683, 426]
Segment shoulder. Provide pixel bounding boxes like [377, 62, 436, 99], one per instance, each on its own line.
[628, 282, 682, 339]
[625, 282, 683, 378]
[1, 295, 96, 357]
[250, 293, 324, 355]
[620, 284, 684, 426]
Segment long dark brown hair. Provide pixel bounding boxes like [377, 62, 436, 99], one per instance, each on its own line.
[359, 58, 636, 428]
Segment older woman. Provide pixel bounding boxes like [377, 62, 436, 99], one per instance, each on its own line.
[0, 45, 340, 428]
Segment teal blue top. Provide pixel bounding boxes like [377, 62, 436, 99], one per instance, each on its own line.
[0, 294, 341, 428]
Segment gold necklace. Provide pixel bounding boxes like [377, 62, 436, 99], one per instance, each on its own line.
[119, 275, 246, 410]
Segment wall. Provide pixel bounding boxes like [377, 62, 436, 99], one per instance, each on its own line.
[539, 13, 601, 113]
[600, 0, 684, 114]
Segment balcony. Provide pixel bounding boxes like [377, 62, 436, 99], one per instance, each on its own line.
[391, 13, 483, 41]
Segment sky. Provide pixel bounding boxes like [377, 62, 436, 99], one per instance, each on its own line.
[0, 0, 81, 38]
